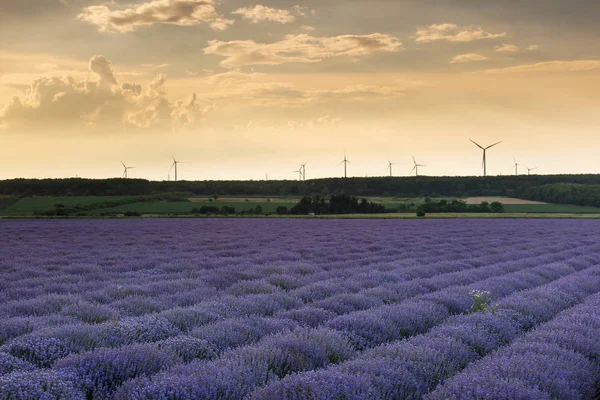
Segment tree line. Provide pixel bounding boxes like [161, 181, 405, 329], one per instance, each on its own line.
[288, 194, 386, 215]
[3, 175, 600, 198]
[418, 199, 504, 214]
[517, 183, 600, 207]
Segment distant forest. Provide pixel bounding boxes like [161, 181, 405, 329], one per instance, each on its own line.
[2, 175, 600, 206]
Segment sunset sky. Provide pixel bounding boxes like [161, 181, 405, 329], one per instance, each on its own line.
[1, 0, 599, 180]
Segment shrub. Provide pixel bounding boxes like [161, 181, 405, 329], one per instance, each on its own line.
[5, 336, 70, 367]
[468, 290, 497, 313]
[275, 206, 289, 215]
[0, 370, 85, 400]
[416, 210, 426, 217]
[56, 344, 179, 399]
[490, 201, 505, 213]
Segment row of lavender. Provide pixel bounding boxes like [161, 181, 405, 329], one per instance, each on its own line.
[0, 219, 599, 399]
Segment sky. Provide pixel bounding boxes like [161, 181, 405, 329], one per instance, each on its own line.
[1, 0, 600, 180]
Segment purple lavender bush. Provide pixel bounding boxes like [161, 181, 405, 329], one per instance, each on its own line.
[1, 219, 600, 399]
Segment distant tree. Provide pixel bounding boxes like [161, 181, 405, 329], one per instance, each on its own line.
[198, 206, 219, 214]
[275, 206, 289, 215]
[212, 195, 218, 202]
[479, 201, 491, 213]
[416, 210, 426, 217]
[254, 205, 263, 214]
[490, 201, 505, 213]
[219, 206, 236, 215]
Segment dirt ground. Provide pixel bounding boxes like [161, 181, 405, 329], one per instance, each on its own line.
[465, 197, 547, 205]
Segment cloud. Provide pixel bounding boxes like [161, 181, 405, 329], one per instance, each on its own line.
[415, 23, 505, 43]
[528, 45, 540, 51]
[483, 60, 600, 74]
[201, 71, 409, 107]
[495, 44, 519, 53]
[89, 55, 117, 85]
[291, 5, 308, 16]
[232, 5, 296, 24]
[0, 55, 211, 131]
[450, 53, 488, 64]
[267, 115, 342, 131]
[77, 0, 234, 33]
[203, 33, 403, 67]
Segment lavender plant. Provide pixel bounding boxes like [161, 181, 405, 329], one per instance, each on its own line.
[1, 219, 600, 399]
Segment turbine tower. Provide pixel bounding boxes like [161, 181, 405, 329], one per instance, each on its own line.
[170, 156, 182, 181]
[386, 159, 396, 177]
[301, 162, 307, 181]
[121, 161, 134, 178]
[293, 168, 302, 181]
[469, 139, 501, 177]
[526, 166, 538, 175]
[513, 157, 520, 176]
[339, 154, 351, 178]
[411, 156, 425, 177]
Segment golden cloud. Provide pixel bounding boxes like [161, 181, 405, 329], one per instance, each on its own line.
[78, 0, 234, 32]
[415, 23, 505, 43]
[483, 60, 600, 74]
[0, 56, 212, 131]
[232, 5, 297, 24]
[204, 33, 403, 67]
[450, 53, 489, 64]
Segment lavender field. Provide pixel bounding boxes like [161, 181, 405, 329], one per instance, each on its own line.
[1, 219, 600, 399]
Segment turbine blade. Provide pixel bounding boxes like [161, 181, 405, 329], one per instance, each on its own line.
[410, 165, 416, 173]
[412, 156, 416, 165]
[469, 139, 484, 150]
[485, 141, 502, 150]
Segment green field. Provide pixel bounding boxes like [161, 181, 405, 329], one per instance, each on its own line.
[91, 200, 293, 215]
[0, 196, 128, 216]
[0, 197, 19, 213]
[503, 204, 600, 214]
[3, 195, 600, 217]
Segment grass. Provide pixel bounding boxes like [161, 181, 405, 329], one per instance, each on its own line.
[91, 201, 293, 215]
[0, 196, 129, 216]
[4, 195, 600, 217]
[0, 197, 19, 213]
[503, 204, 600, 214]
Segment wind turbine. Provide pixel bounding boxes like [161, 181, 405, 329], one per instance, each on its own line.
[513, 157, 520, 176]
[469, 139, 502, 177]
[170, 156, 183, 181]
[121, 161, 134, 178]
[386, 159, 396, 177]
[301, 162, 307, 181]
[526, 166, 538, 175]
[339, 154, 351, 178]
[293, 168, 302, 181]
[411, 156, 425, 177]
